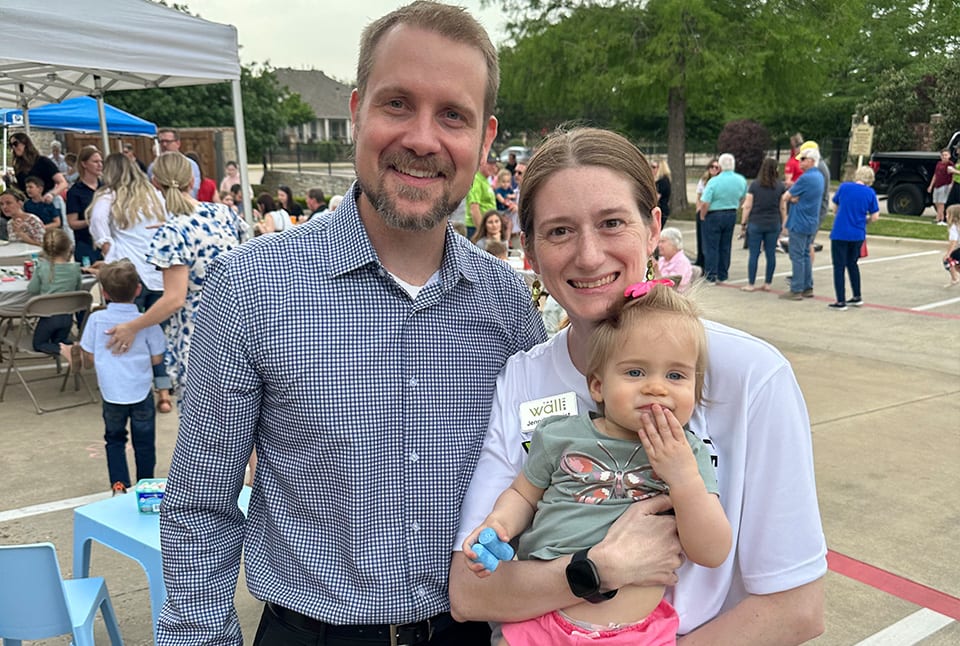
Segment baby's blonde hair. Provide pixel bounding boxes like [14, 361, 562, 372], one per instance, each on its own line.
[946, 204, 960, 226]
[587, 285, 707, 415]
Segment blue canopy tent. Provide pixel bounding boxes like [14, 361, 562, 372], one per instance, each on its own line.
[0, 96, 157, 135]
[1, 96, 157, 173]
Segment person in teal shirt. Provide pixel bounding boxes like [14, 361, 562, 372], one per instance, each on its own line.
[698, 153, 747, 283]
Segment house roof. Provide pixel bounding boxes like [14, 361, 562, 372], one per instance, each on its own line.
[275, 68, 352, 120]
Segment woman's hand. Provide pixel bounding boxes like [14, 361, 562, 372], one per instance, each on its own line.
[105, 321, 137, 355]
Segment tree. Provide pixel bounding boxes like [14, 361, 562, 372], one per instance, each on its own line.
[108, 64, 314, 160]
[492, 0, 853, 211]
[717, 120, 769, 179]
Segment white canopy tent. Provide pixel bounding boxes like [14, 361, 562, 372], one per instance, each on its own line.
[0, 0, 251, 215]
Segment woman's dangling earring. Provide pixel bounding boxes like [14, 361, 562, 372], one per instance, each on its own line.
[645, 257, 655, 282]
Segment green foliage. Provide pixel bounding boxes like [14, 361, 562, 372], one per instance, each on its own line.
[717, 120, 770, 178]
[855, 69, 933, 151]
[932, 57, 960, 147]
[108, 65, 314, 160]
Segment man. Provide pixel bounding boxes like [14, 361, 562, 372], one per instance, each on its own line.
[780, 146, 825, 300]
[801, 141, 831, 262]
[148, 128, 200, 198]
[305, 187, 328, 219]
[122, 142, 147, 174]
[156, 3, 545, 645]
[465, 151, 497, 237]
[698, 152, 747, 283]
[48, 140, 68, 175]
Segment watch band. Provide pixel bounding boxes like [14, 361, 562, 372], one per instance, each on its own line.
[568, 548, 618, 604]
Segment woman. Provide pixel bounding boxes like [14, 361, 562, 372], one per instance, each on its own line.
[449, 127, 826, 644]
[654, 226, 693, 292]
[0, 188, 45, 245]
[219, 160, 241, 194]
[694, 159, 720, 269]
[471, 209, 509, 251]
[66, 145, 104, 264]
[89, 153, 173, 411]
[653, 159, 671, 228]
[106, 152, 248, 402]
[253, 193, 288, 235]
[740, 157, 786, 292]
[276, 185, 303, 221]
[828, 165, 880, 309]
[6, 132, 69, 200]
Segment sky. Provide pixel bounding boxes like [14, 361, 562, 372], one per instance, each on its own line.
[186, 1, 510, 85]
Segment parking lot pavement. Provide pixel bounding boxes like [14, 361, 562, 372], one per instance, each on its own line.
[0, 227, 957, 645]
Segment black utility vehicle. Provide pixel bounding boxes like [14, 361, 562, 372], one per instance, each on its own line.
[869, 131, 959, 215]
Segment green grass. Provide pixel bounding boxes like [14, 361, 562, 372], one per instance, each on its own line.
[670, 206, 948, 241]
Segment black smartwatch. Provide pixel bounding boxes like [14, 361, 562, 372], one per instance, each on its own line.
[565, 548, 618, 603]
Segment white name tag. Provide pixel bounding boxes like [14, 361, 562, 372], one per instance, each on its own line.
[519, 391, 578, 432]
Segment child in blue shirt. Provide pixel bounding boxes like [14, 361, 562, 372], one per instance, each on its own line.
[64, 259, 167, 493]
[23, 175, 62, 230]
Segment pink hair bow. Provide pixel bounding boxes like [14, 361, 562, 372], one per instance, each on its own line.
[624, 279, 674, 299]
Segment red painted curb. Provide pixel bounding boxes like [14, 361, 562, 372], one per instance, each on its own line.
[828, 549, 960, 621]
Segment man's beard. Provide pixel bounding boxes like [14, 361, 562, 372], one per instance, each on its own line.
[361, 178, 458, 231]
[357, 150, 461, 231]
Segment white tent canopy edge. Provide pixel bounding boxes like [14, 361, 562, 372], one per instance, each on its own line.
[0, 0, 251, 219]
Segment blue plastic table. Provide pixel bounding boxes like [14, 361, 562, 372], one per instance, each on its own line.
[73, 485, 251, 641]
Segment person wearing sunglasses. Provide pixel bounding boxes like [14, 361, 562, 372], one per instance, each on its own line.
[6, 132, 69, 204]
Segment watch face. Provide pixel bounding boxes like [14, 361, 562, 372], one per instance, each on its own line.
[566, 559, 599, 597]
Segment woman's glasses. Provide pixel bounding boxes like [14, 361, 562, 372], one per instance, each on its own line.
[710, 164, 719, 170]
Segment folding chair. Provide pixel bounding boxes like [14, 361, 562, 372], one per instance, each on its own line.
[0, 542, 124, 646]
[0, 290, 98, 414]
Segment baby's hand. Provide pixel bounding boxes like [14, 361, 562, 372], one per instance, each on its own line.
[638, 404, 700, 490]
[462, 525, 514, 577]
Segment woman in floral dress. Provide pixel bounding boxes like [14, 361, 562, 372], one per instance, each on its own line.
[106, 152, 248, 402]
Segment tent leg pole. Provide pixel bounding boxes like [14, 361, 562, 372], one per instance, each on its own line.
[231, 79, 252, 226]
[94, 76, 110, 153]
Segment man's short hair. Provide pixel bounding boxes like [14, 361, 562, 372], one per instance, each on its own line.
[230, 183, 242, 194]
[24, 175, 43, 189]
[718, 153, 736, 171]
[307, 188, 327, 204]
[158, 128, 180, 141]
[356, 1, 499, 119]
[98, 259, 141, 303]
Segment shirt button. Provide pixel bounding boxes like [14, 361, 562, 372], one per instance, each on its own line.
[411, 522, 421, 532]
[408, 378, 418, 387]
[408, 452, 419, 463]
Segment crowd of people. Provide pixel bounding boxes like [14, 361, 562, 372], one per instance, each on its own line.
[12, 4, 906, 645]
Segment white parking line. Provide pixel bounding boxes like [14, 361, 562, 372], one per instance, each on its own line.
[912, 295, 960, 311]
[854, 608, 954, 645]
[0, 491, 111, 524]
[858, 250, 941, 265]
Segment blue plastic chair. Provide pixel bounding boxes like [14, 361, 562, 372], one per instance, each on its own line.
[0, 542, 123, 646]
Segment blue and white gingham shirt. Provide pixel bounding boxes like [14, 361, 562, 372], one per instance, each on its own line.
[158, 183, 547, 645]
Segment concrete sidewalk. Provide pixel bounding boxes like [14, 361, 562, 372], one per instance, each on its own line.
[0, 229, 957, 645]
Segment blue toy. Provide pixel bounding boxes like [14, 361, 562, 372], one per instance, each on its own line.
[471, 527, 515, 572]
